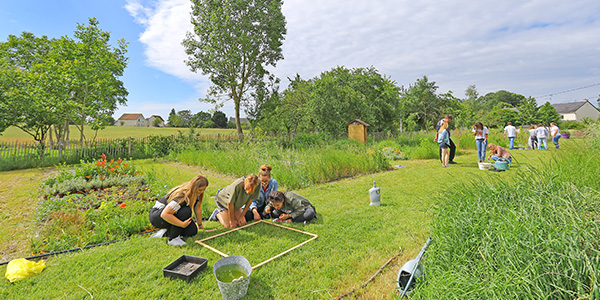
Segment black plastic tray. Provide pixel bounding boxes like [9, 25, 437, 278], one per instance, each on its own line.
[163, 255, 208, 282]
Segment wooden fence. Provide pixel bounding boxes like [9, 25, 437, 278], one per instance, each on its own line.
[0, 137, 154, 171]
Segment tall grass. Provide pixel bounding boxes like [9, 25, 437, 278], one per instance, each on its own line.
[414, 134, 600, 299]
[172, 141, 389, 189]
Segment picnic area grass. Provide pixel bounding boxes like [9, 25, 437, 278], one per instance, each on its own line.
[0, 139, 584, 299]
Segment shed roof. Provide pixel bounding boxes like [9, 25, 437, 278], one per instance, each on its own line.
[347, 119, 370, 126]
[118, 113, 144, 120]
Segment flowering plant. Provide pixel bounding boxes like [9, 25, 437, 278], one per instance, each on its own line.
[380, 147, 407, 160]
[43, 154, 144, 195]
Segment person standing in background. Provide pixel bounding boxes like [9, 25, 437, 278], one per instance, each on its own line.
[472, 122, 489, 163]
[535, 124, 549, 150]
[550, 122, 562, 149]
[504, 122, 518, 149]
[528, 125, 538, 150]
[434, 115, 457, 164]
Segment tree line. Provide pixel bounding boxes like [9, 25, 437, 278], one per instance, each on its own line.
[166, 109, 242, 129]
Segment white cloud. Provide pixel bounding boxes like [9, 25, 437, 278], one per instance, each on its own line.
[127, 0, 600, 105]
[125, 0, 208, 86]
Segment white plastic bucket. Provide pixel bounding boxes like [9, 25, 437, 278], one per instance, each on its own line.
[478, 162, 492, 170]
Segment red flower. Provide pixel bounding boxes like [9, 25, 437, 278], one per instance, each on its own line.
[119, 203, 127, 208]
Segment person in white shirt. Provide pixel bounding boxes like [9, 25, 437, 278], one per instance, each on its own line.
[550, 122, 562, 149]
[471, 122, 489, 162]
[527, 125, 537, 150]
[503, 122, 518, 149]
[535, 124, 549, 150]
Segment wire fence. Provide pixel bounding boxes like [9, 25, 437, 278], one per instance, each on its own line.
[0, 131, 400, 171]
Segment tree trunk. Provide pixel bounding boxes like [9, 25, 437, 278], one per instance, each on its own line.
[235, 102, 244, 143]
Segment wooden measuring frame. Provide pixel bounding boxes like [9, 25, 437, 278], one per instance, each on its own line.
[196, 220, 318, 270]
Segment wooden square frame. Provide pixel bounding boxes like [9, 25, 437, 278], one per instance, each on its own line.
[196, 220, 318, 270]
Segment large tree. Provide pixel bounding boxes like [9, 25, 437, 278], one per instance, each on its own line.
[538, 101, 561, 125]
[517, 96, 540, 125]
[310, 66, 401, 135]
[0, 32, 64, 149]
[399, 76, 458, 131]
[183, 0, 286, 141]
[62, 18, 128, 145]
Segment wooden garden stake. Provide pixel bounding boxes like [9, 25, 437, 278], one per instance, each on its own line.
[196, 220, 318, 270]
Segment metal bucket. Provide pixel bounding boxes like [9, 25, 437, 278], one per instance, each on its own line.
[213, 256, 252, 300]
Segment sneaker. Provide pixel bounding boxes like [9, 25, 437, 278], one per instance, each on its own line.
[150, 228, 167, 238]
[209, 208, 219, 221]
[449, 161, 457, 164]
[167, 236, 186, 246]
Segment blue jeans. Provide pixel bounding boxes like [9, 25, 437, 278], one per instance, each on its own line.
[538, 137, 548, 150]
[552, 134, 561, 149]
[475, 139, 487, 161]
[490, 155, 512, 163]
[508, 137, 515, 149]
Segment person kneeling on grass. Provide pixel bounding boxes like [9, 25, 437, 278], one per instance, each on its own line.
[245, 164, 278, 222]
[149, 175, 208, 246]
[264, 191, 317, 224]
[487, 143, 512, 163]
[209, 175, 260, 229]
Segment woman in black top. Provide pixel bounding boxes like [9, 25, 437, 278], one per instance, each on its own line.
[149, 175, 208, 246]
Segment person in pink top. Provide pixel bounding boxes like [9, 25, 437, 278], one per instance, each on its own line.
[487, 143, 512, 163]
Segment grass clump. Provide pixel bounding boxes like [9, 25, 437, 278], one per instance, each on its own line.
[415, 146, 600, 299]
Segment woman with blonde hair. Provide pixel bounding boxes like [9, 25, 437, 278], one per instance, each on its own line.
[209, 174, 260, 228]
[149, 175, 209, 246]
[487, 143, 512, 163]
[437, 120, 450, 167]
[245, 164, 278, 222]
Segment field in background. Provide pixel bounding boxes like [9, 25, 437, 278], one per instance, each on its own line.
[0, 126, 236, 142]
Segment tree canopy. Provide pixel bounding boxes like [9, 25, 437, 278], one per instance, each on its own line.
[255, 66, 401, 136]
[0, 18, 128, 150]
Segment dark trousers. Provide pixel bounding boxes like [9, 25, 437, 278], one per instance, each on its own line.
[244, 204, 267, 222]
[271, 207, 316, 223]
[439, 138, 456, 163]
[149, 206, 198, 240]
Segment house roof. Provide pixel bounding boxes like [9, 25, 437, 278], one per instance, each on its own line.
[551, 101, 588, 113]
[228, 117, 250, 123]
[347, 119, 370, 126]
[149, 115, 164, 121]
[118, 113, 144, 120]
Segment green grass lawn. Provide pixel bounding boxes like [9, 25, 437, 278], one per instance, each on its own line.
[0, 126, 236, 142]
[0, 141, 569, 299]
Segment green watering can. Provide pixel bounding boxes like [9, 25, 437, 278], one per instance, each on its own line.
[488, 159, 511, 171]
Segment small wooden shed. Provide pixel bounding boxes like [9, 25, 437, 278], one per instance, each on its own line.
[347, 119, 370, 144]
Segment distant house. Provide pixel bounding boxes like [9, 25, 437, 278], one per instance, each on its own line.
[115, 114, 165, 127]
[116, 113, 146, 127]
[551, 100, 600, 121]
[147, 115, 165, 127]
[228, 117, 251, 125]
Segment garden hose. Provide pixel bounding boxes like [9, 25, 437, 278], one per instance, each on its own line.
[0, 230, 158, 266]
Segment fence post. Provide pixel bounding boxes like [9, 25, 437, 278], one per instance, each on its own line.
[128, 137, 132, 157]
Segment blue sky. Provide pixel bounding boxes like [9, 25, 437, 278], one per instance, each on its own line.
[1, 0, 600, 121]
